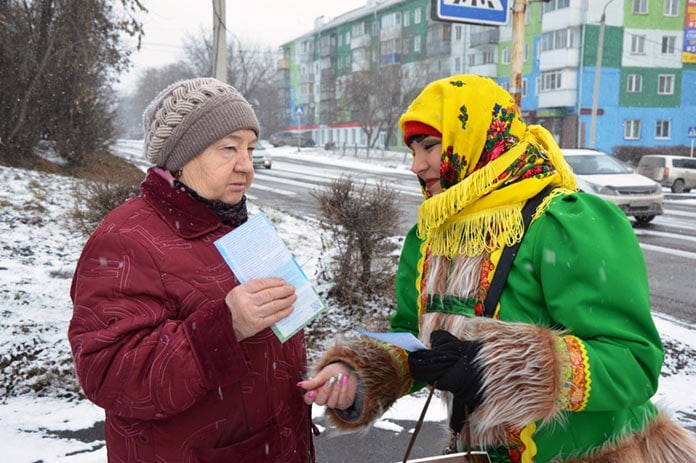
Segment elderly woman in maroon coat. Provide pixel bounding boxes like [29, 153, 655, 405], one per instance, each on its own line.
[69, 78, 314, 463]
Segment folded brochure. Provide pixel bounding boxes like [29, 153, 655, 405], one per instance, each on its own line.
[214, 213, 326, 342]
[355, 329, 427, 351]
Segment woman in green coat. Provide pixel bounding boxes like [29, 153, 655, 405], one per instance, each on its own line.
[299, 74, 696, 462]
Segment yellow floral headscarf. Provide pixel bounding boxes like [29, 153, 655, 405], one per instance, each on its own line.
[399, 74, 576, 259]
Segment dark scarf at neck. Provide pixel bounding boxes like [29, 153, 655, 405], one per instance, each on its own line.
[175, 180, 248, 228]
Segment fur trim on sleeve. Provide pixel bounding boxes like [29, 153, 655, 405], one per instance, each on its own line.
[563, 411, 696, 462]
[313, 339, 405, 432]
[453, 317, 564, 444]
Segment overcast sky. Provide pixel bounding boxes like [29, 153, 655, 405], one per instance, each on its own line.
[117, 0, 366, 90]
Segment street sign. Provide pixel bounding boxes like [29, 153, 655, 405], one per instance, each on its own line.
[689, 126, 696, 138]
[295, 105, 304, 115]
[431, 0, 510, 26]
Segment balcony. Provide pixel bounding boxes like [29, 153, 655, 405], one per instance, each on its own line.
[427, 41, 451, 56]
[277, 58, 290, 70]
[469, 63, 497, 77]
[380, 53, 401, 65]
[538, 48, 580, 71]
[300, 73, 315, 84]
[470, 28, 500, 47]
[380, 26, 402, 42]
[351, 34, 372, 50]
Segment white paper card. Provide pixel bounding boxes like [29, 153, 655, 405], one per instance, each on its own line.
[214, 213, 326, 342]
[355, 329, 427, 352]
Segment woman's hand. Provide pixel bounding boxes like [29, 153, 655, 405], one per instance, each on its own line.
[225, 277, 296, 341]
[298, 362, 358, 410]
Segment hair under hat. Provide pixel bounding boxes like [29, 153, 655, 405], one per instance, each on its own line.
[143, 77, 260, 171]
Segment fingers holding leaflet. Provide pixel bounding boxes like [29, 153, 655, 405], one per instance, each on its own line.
[225, 277, 297, 341]
[298, 362, 358, 410]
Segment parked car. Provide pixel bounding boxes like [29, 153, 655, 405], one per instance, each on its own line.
[269, 130, 315, 147]
[636, 154, 696, 193]
[562, 149, 663, 224]
[252, 141, 272, 169]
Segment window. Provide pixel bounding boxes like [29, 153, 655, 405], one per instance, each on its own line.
[624, 119, 641, 139]
[415, 8, 422, 24]
[381, 12, 401, 29]
[502, 46, 510, 64]
[414, 35, 421, 52]
[543, 0, 570, 13]
[664, 0, 679, 16]
[352, 21, 370, 37]
[507, 79, 528, 97]
[658, 74, 675, 94]
[662, 36, 676, 54]
[627, 74, 643, 93]
[455, 56, 462, 73]
[539, 70, 563, 91]
[403, 11, 410, 27]
[633, 0, 648, 14]
[630, 35, 646, 54]
[540, 28, 578, 52]
[655, 120, 671, 139]
[482, 49, 496, 64]
[455, 25, 462, 41]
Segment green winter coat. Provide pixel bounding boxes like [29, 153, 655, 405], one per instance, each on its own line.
[391, 191, 664, 462]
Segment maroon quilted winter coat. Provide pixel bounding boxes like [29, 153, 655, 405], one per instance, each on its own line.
[69, 168, 314, 463]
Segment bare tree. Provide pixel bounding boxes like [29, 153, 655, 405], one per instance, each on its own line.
[0, 0, 145, 167]
[340, 70, 383, 155]
[313, 176, 401, 308]
[181, 31, 280, 135]
[375, 65, 429, 149]
[116, 63, 196, 138]
[340, 65, 430, 153]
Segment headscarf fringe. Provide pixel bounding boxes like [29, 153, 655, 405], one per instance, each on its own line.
[427, 203, 526, 258]
[532, 187, 575, 222]
[417, 155, 505, 240]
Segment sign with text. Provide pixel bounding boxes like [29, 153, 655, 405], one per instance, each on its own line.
[431, 0, 509, 26]
[683, 0, 696, 63]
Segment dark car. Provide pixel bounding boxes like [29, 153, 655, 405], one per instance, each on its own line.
[269, 130, 315, 147]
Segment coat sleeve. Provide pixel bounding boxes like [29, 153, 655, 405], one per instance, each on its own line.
[463, 193, 664, 433]
[68, 231, 246, 421]
[314, 226, 425, 431]
[530, 193, 664, 411]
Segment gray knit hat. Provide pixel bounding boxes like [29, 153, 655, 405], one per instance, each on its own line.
[143, 77, 260, 171]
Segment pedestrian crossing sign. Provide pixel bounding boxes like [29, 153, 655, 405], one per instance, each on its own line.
[689, 126, 696, 138]
[432, 0, 509, 26]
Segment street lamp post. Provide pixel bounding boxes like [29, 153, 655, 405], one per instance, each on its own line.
[212, 0, 227, 82]
[589, 0, 615, 149]
[510, 0, 527, 110]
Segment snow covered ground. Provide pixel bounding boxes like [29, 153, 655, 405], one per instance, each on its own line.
[1, 144, 695, 462]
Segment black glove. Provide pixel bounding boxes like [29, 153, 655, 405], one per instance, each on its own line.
[408, 330, 485, 412]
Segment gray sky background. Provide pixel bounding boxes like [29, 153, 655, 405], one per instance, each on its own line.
[118, 0, 366, 90]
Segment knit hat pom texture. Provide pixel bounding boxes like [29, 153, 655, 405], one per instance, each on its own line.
[143, 77, 260, 171]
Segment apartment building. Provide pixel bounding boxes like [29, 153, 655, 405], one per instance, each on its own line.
[276, 0, 696, 154]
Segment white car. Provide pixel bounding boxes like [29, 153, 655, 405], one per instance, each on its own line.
[252, 141, 272, 169]
[562, 149, 663, 224]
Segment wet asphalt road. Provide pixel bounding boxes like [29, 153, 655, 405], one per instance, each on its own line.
[53, 416, 448, 462]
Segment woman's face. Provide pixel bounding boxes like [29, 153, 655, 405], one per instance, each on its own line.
[179, 129, 256, 205]
[410, 136, 443, 196]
